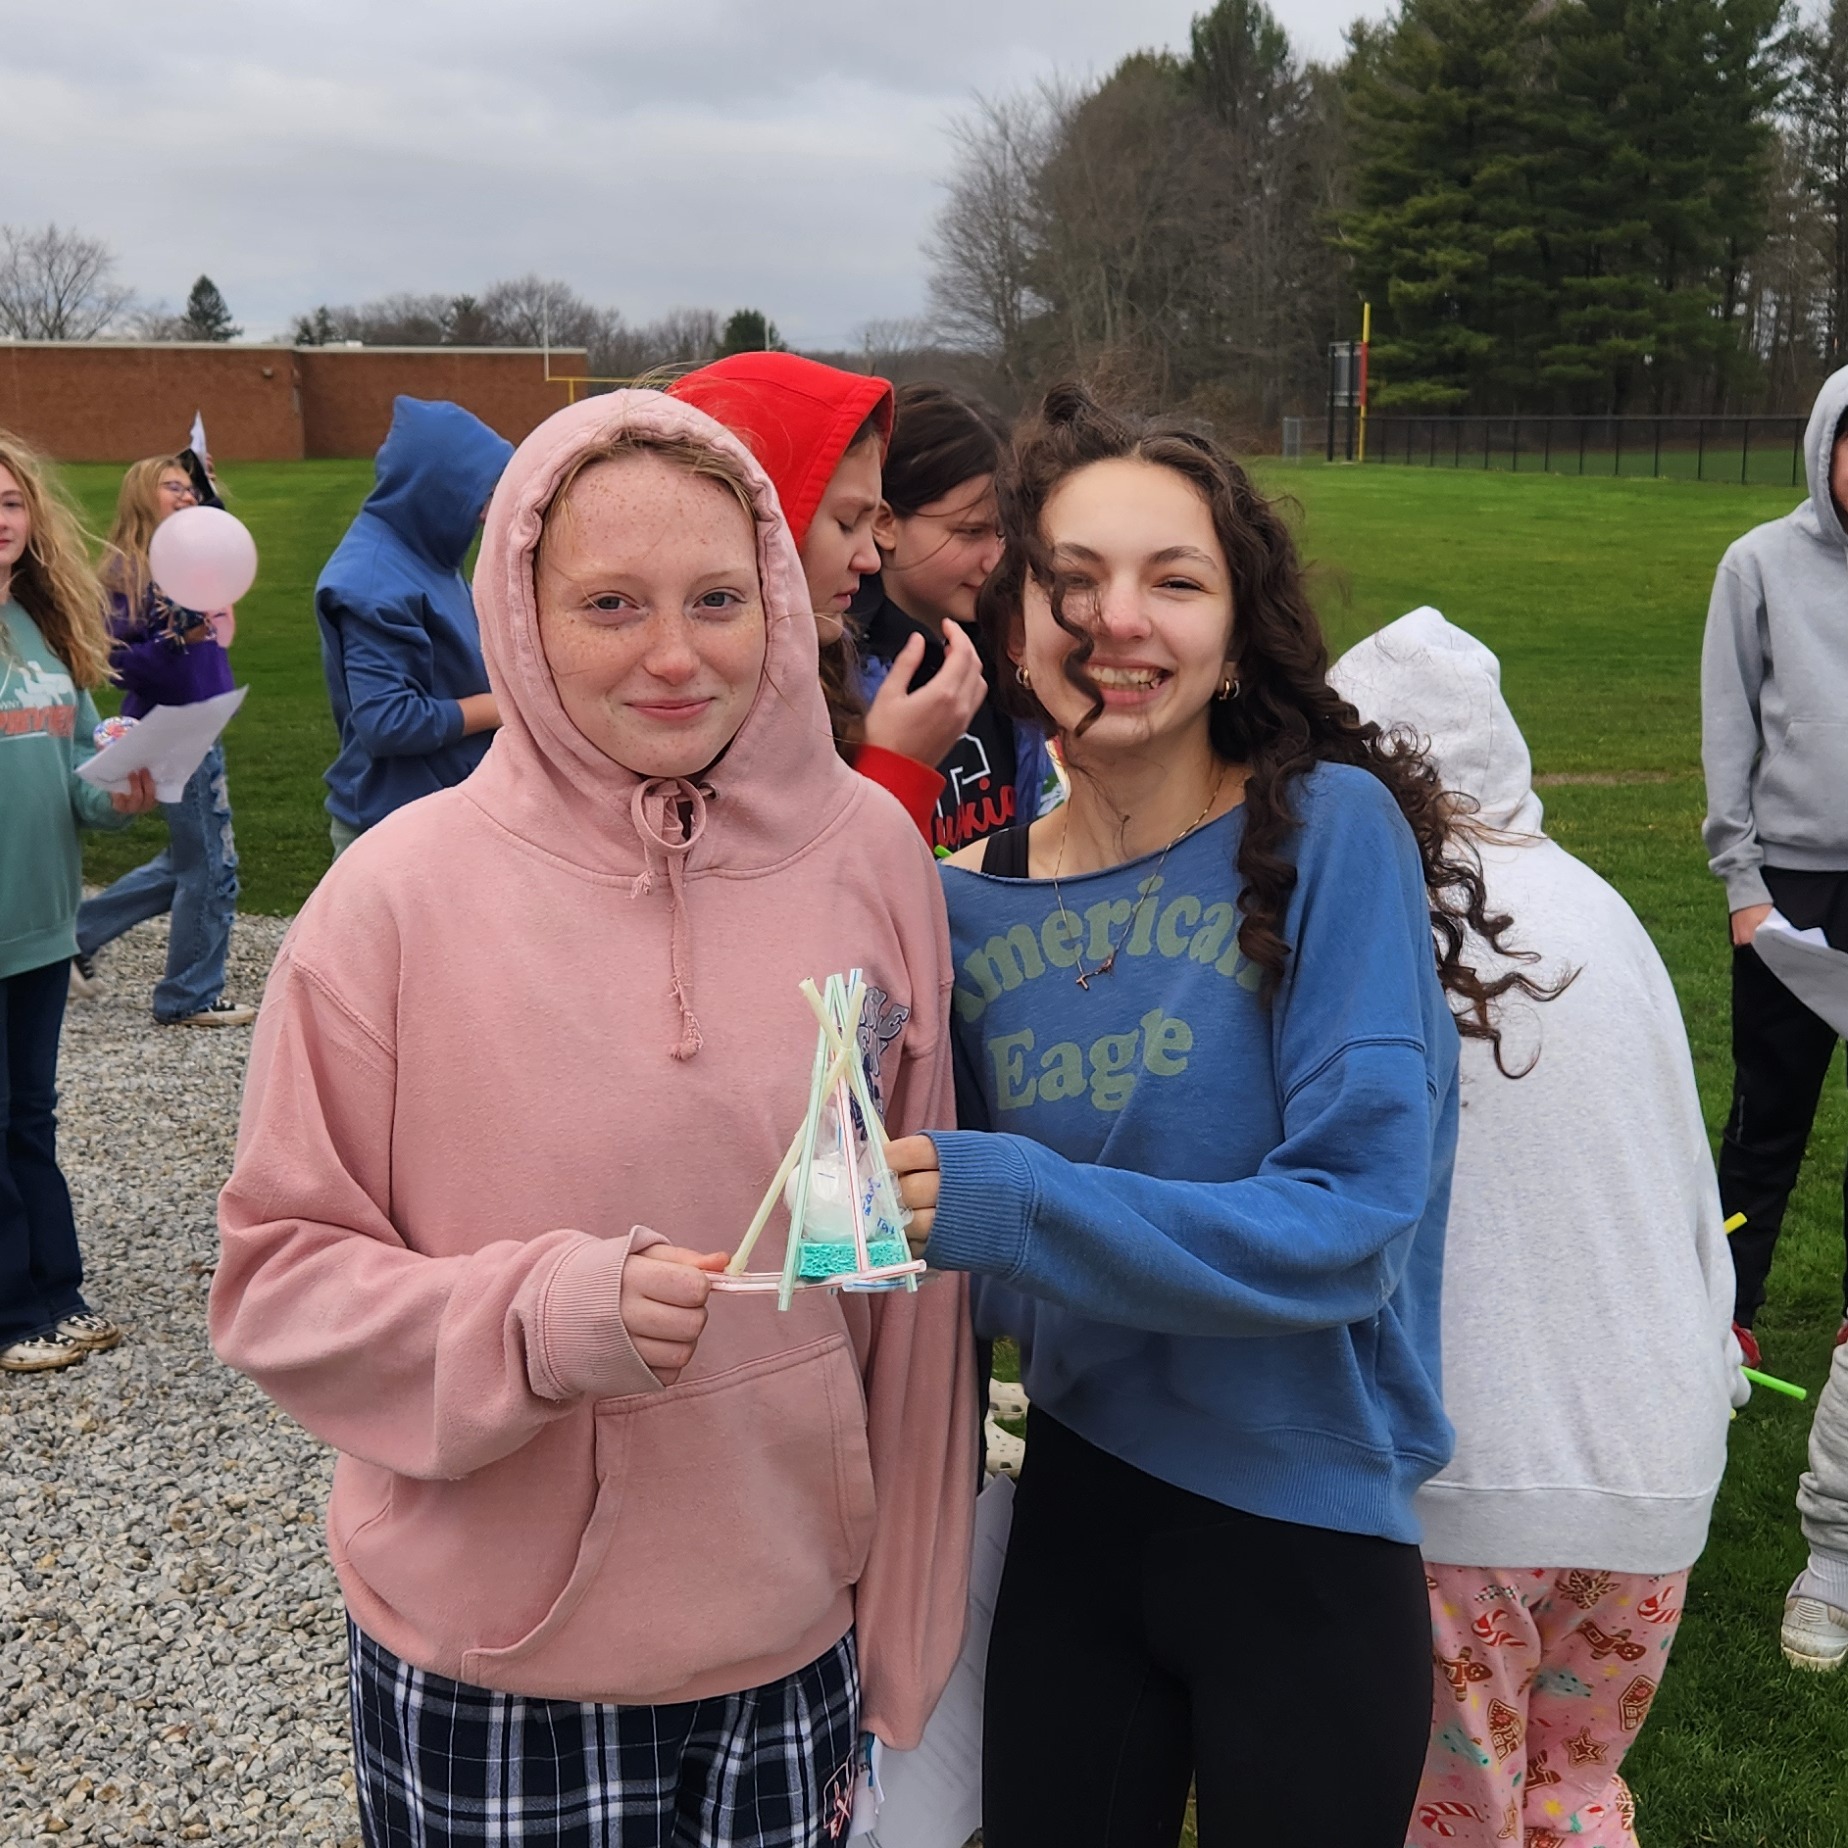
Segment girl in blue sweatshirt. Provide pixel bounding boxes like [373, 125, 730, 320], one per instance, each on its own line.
[888, 388, 1546, 1848]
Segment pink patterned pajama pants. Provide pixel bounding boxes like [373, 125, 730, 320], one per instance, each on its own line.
[1404, 1563, 1689, 1847]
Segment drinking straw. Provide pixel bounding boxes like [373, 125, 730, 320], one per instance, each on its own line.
[1723, 1212, 1747, 1235]
[729, 1029, 858, 1275]
[778, 1024, 837, 1311]
[1742, 1366, 1809, 1401]
[803, 972, 907, 1237]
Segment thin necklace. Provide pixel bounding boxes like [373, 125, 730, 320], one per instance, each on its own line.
[1053, 761, 1229, 990]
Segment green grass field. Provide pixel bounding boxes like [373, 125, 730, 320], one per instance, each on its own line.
[61, 456, 1848, 1843]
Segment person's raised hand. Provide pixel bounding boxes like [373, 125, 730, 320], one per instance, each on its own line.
[109, 768, 159, 815]
[1731, 902, 1774, 948]
[886, 1135, 942, 1259]
[862, 623, 988, 770]
[621, 1244, 728, 1386]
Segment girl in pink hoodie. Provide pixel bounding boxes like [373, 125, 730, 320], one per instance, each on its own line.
[211, 391, 976, 1847]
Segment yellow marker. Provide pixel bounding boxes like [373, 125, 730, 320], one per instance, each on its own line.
[1724, 1212, 1746, 1235]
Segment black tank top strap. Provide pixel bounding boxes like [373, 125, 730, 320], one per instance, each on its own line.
[980, 824, 1034, 879]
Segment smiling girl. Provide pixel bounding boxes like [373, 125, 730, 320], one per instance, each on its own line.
[0, 433, 156, 1373]
[211, 392, 974, 1846]
[887, 387, 1544, 1847]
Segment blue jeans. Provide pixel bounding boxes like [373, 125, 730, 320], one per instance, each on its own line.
[0, 960, 91, 1345]
[77, 742, 238, 1021]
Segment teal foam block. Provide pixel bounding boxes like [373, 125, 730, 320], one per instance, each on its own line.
[796, 1238, 911, 1280]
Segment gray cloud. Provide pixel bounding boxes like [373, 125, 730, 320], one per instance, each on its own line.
[11, 0, 1380, 348]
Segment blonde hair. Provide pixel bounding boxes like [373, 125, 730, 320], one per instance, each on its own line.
[538, 429, 762, 575]
[103, 454, 193, 609]
[0, 430, 113, 688]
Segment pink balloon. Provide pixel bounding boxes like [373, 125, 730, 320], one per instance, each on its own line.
[148, 506, 258, 611]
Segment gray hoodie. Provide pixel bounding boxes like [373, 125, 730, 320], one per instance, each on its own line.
[1702, 368, 1848, 910]
[1333, 608, 1735, 1573]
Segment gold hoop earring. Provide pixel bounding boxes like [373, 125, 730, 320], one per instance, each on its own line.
[1216, 675, 1240, 702]
[1016, 664, 1032, 690]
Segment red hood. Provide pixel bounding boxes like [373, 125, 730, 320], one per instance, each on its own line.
[669, 353, 893, 550]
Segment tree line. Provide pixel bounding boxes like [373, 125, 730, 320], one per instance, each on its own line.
[289, 285, 794, 379]
[926, 0, 1848, 421]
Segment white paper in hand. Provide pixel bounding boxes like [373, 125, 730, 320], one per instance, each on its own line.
[862, 1473, 1015, 1848]
[1753, 911, 1848, 1038]
[76, 687, 247, 803]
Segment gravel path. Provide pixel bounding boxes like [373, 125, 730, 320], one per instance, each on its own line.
[0, 914, 362, 1848]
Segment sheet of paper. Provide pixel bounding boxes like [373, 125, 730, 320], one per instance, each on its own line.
[862, 1473, 1015, 1848]
[75, 687, 247, 803]
[1754, 910, 1848, 1038]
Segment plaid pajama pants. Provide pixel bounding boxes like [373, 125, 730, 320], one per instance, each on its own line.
[348, 1620, 861, 1847]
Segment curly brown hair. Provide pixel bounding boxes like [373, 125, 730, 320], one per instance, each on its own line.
[982, 383, 1557, 1070]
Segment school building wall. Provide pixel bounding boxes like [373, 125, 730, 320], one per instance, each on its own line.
[0, 342, 588, 463]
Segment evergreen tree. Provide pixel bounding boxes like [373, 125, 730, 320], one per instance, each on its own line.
[1793, 0, 1848, 366]
[1544, 0, 1783, 411]
[1341, 0, 1557, 409]
[180, 275, 241, 341]
[716, 308, 783, 356]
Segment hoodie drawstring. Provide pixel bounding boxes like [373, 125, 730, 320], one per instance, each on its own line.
[630, 778, 710, 1061]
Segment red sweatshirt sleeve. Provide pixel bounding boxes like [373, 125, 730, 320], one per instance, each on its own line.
[850, 954, 978, 1750]
[852, 743, 945, 843]
[209, 941, 663, 1484]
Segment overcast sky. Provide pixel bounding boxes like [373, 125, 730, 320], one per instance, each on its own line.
[12, 0, 1387, 350]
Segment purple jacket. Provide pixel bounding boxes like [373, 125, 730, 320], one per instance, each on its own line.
[108, 587, 235, 719]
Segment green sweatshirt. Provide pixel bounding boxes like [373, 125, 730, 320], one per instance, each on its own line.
[1, 600, 132, 980]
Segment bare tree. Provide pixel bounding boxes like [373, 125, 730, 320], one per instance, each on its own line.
[924, 88, 1064, 386]
[600, 307, 721, 379]
[0, 224, 136, 339]
[920, 6, 1343, 423]
[285, 281, 722, 380]
[478, 275, 609, 350]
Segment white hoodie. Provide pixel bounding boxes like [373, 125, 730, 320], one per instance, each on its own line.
[1332, 607, 1735, 1573]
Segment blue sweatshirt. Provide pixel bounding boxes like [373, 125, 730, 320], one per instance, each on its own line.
[317, 397, 513, 832]
[926, 762, 1459, 1544]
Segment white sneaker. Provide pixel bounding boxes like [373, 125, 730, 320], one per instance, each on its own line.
[56, 1311, 122, 1352]
[1781, 1591, 1848, 1671]
[0, 1332, 88, 1373]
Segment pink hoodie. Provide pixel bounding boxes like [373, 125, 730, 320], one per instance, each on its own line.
[210, 391, 975, 1745]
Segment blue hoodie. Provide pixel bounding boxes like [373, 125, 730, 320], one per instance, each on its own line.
[924, 763, 1459, 1545]
[317, 398, 514, 832]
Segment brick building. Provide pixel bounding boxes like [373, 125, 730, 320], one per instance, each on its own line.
[0, 341, 590, 462]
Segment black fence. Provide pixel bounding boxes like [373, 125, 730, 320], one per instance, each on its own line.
[1347, 414, 1810, 486]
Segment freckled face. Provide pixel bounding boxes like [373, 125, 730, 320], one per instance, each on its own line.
[535, 454, 768, 778]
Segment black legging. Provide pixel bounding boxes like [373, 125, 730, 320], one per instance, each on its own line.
[982, 1408, 1431, 1848]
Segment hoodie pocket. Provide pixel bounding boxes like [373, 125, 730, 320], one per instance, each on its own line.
[1757, 721, 1848, 851]
[460, 1333, 876, 1697]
